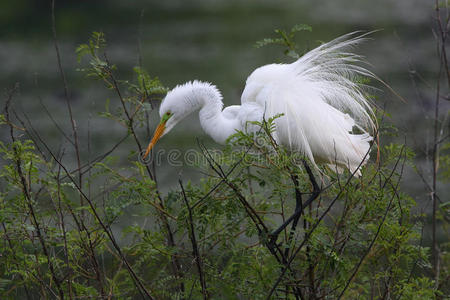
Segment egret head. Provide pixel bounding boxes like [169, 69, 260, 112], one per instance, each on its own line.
[142, 81, 221, 158]
[142, 85, 190, 158]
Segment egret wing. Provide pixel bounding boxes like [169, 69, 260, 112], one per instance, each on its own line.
[241, 32, 375, 174]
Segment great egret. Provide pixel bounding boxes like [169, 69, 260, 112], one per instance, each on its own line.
[143, 32, 376, 175]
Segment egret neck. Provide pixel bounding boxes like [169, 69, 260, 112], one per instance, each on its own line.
[144, 81, 242, 158]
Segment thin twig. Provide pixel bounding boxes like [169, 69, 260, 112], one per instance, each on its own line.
[338, 146, 406, 299]
[179, 180, 209, 300]
[4, 88, 65, 299]
[22, 118, 155, 299]
[266, 141, 375, 299]
[51, 0, 84, 213]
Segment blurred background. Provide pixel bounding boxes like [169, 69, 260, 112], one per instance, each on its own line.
[0, 0, 446, 201]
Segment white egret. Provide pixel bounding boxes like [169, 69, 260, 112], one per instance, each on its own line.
[143, 32, 376, 175]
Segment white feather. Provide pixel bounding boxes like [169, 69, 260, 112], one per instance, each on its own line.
[241, 32, 375, 175]
[156, 32, 376, 175]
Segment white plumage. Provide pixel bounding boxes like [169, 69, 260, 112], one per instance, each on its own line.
[145, 32, 376, 175]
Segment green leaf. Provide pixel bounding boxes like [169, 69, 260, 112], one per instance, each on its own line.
[291, 24, 312, 33]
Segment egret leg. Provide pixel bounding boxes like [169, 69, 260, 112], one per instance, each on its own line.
[269, 161, 321, 246]
[284, 174, 303, 258]
[269, 192, 315, 243]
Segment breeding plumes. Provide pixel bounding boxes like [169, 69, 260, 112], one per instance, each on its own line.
[143, 32, 377, 175]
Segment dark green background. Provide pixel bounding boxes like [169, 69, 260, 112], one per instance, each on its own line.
[0, 0, 442, 198]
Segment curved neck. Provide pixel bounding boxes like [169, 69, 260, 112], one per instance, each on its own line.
[174, 81, 240, 144]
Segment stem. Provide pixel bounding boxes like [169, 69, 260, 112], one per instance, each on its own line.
[51, 0, 84, 212]
[432, 0, 447, 284]
[180, 180, 208, 300]
[5, 91, 65, 299]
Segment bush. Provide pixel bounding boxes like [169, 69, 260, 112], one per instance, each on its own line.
[0, 28, 446, 299]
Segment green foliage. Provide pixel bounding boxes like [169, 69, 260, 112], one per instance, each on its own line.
[75, 31, 106, 63]
[75, 31, 112, 82]
[76, 31, 167, 131]
[132, 66, 167, 96]
[0, 30, 446, 299]
[440, 141, 450, 180]
[1, 105, 438, 298]
[255, 24, 312, 58]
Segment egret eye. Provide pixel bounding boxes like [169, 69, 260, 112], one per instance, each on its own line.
[161, 111, 172, 122]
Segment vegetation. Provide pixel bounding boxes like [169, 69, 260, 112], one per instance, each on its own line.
[0, 4, 448, 300]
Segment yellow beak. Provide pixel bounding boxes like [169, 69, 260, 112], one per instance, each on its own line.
[142, 121, 166, 159]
